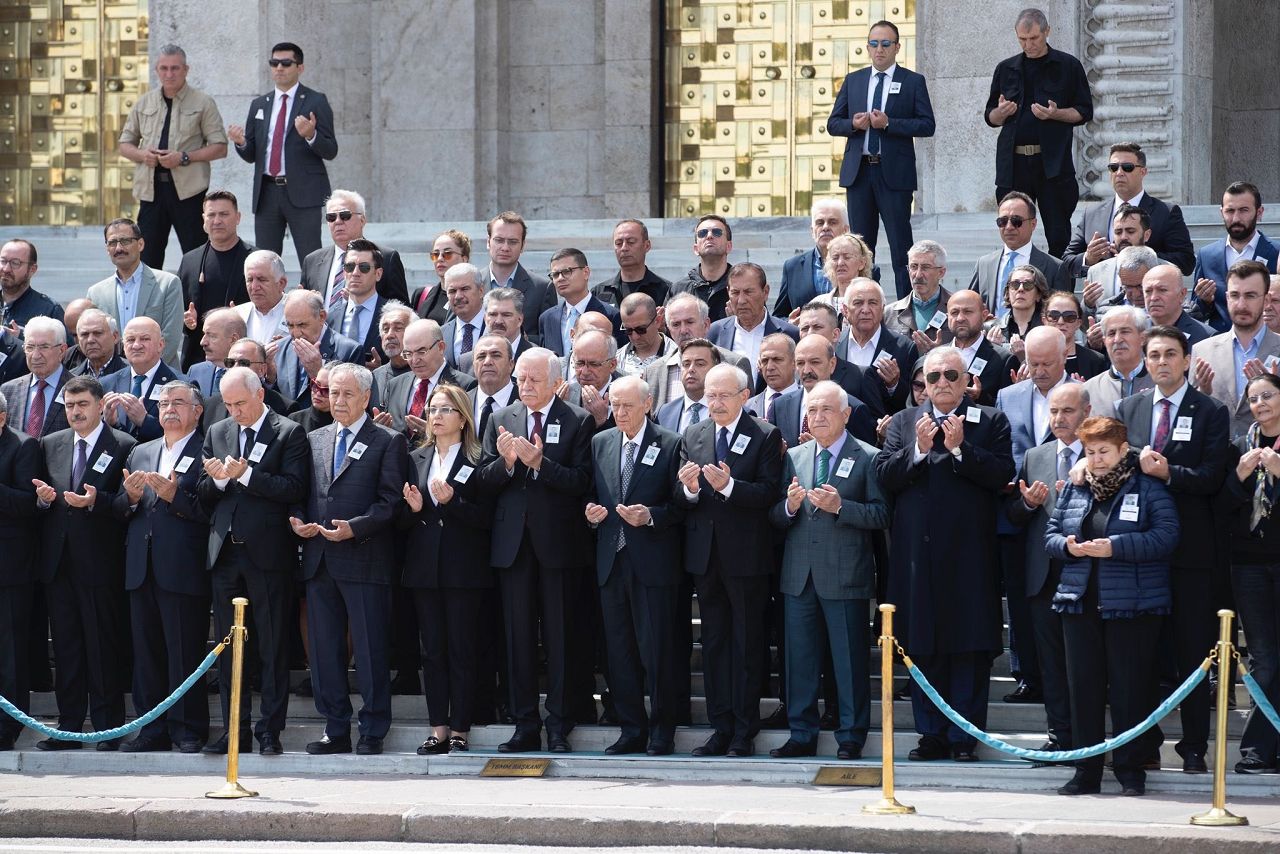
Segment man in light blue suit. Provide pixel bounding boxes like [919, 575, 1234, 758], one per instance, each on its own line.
[768, 381, 889, 760]
[271, 289, 361, 409]
[1189, 182, 1279, 333]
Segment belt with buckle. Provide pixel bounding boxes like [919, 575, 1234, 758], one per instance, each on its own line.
[1014, 145, 1042, 156]
[229, 534, 247, 546]
[862, 154, 882, 165]
[264, 175, 288, 185]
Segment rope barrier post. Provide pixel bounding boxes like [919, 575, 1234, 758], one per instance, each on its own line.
[207, 597, 258, 799]
[863, 603, 914, 815]
[1190, 609, 1246, 827]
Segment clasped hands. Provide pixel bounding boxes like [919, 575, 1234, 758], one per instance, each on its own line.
[584, 502, 652, 527]
[496, 426, 543, 471]
[784, 476, 841, 515]
[289, 515, 354, 541]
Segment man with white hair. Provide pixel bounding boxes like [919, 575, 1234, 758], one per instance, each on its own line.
[235, 249, 290, 345]
[0, 316, 70, 437]
[69, 308, 126, 379]
[442, 263, 487, 370]
[300, 189, 409, 306]
[100, 316, 187, 442]
[1081, 305, 1153, 415]
[773, 199, 851, 317]
[839, 277, 920, 413]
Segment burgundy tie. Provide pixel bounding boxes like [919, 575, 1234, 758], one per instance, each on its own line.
[532, 410, 544, 441]
[408, 379, 430, 420]
[1152, 399, 1172, 452]
[26, 379, 45, 437]
[268, 93, 288, 176]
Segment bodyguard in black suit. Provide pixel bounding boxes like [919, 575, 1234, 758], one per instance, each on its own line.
[677, 363, 783, 757]
[32, 376, 136, 748]
[292, 363, 407, 756]
[1116, 326, 1230, 772]
[0, 408, 38, 751]
[199, 367, 310, 755]
[299, 192, 410, 305]
[113, 381, 210, 753]
[479, 348, 594, 753]
[584, 376, 686, 756]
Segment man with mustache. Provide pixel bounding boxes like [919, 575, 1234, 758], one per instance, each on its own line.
[773, 200, 852, 316]
[1081, 306, 1154, 416]
[87, 219, 185, 367]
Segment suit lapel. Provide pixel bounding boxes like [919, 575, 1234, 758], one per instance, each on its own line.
[134, 268, 156, 320]
[1131, 392, 1154, 448]
[602, 429, 625, 502]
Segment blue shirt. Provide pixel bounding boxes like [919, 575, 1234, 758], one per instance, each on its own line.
[814, 430, 848, 481]
[1232, 326, 1268, 404]
[809, 248, 832, 296]
[25, 364, 63, 426]
[114, 266, 144, 328]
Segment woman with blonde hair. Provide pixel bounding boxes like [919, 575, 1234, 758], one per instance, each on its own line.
[787, 233, 874, 321]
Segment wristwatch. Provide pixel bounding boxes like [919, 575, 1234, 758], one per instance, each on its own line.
[179, 151, 191, 167]
[949, 446, 963, 459]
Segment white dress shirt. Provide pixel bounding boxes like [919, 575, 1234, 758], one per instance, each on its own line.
[1227, 231, 1263, 267]
[620, 420, 647, 477]
[159, 430, 197, 477]
[1150, 380, 1189, 445]
[472, 382, 514, 429]
[684, 411, 744, 502]
[239, 299, 287, 345]
[862, 63, 897, 155]
[730, 317, 767, 376]
[678, 395, 709, 432]
[845, 327, 882, 368]
[427, 441, 462, 506]
[265, 82, 301, 176]
[1031, 376, 1069, 445]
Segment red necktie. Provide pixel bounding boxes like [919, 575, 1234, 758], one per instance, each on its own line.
[268, 93, 288, 176]
[408, 379, 430, 419]
[26, 379, 45, 437]
[801, 412, 809, 435]
[532, 410, 544, 441]
[1152, 399, 1172, 452]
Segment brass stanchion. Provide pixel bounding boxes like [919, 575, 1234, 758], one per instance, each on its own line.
[863, 604, 914, 815]
[1190, 609, 1246, 827]
[207, 597, 259, 799]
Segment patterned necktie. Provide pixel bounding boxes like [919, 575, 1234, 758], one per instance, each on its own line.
[333, 427, 349, 479]
[408, 379, 430, 419]
[687, 401, 703, 426]
[617, 440, 637, 551]
[71, 438, 88, 488]
[1058, 446, 1074, 483]
[26, 379, 45, 437]
[997, 251, 1018, 318]
[461, 322, 475, 355]
[801, 412, 810, 435]
[868, 71, 886, 154]
[715, 426, 730, 463]
[817, 448, 831, 486]
[532, 410, 545, 442]
[268, 92, 287, 176]
[1153, 398, 1173, 452]
[329, 251, 347, 307]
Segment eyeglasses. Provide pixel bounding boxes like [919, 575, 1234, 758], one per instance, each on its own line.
[695, 227, 725, 239]
[1008, 279, 1038, 291]
[226, 358, 263, 368]
[911, 380, 927, 392]
[310, 381, 330, 395]
[0, 258, 29, 269]
[1046, 310, 1079, 322]
[267, 58, 298, 68]
[426, 406, 459, 416]
[404, 346, 438, 360]
[1107, 162, 1139, 173]
[1248, 391, 1279, 404]
[430, 248, 461, 261]
[867, 39, 898, 48]
[573, 359, 609, 369]
[907, 263, 939, 273]
[343, 261, 374, 274]
[22, 342, 60, 353]
[925, 369, 962, 384]
[106, 237, 138, 248]
[549, 266, 584, 280]
[325, 210, 357, 223]
[995, 216, 1028, 229]
[156, 400, 192, 410]
[621, 323, 651, 337]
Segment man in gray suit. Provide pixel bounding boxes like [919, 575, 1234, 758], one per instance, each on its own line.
[969, 192, 1070, 317]
[641, 293, 749, 410]
[768, 381, 889, 760]
[1191, 259, 1280, 439]
[86, 219, 184, 366]
[0, 316, 69, 438]
[270, 289, 362, 407]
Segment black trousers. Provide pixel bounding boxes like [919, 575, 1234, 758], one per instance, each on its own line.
[254, 179, 323, 264]
[0, 581, 32, 740]
[413, 586, 485, 732]
[27, 585, 52, 691]
[909, 651, 991, 751]
[138, 178, 206, 270]
[1029, 571, 1072, 748]
[211, 544, 292, 737]
[999, 532, 1040, 690]
[471, 587, 507, 722]
[129, 566, 211, 743]
[847, 160, 915, 299]
[1169, 566, 1214, 755]
[599, 551, 680, 744]
[675, 575, 694, 725]
[693, 555, 768, 741]
[45, 560, 127, 733]
[998, 153, 1079, 258]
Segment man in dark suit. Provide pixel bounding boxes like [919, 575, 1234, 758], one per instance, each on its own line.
[485, 212, 557, 345]
[1118, 325, 1230, 773]
[480, 348, 594, 753]
[828, 20, 935, 297]
[100, 317, 187, 443]
[369, 301, 415, 403]
[199, 367, 310, 755]
[184, 308, 244, 398]
[290, 363, 407, 756]
[1061, 142, 1195, 279]
[175, 190, 253, 370]
[769, 335, 877, 446]
[875, 346, 1015, 762]
[939, 290, 1018, 406]
[655, 337, 719, 433]
[460, 288, 531, 374]
[584, 375, 686, 756]
[0, 327, 27, 386]
[0, 316, 69, 438]
[201, 338, 292, 430]
[114, 381, 210, 753]
[379, 318, 476, 439]
[773, 201, 851, 316]
[322, 237, 388, 365]
[32, 376, 136, 749]
[594, 220, 671, 308]
[271, 289, 362, 407]
[0, 394, 38, 751]
[1190, 182, 1280, 332]
[970, 192, 1071, 318]
[440, 263, 487, 370]
[745, 335, 797, 420]
[642, 294, 751, 410]
[677, 363, 783, 757]
[983, 9, 1092, 257]
[796, 301, 886, 419]
[300, 190, 409, 306]
[466, 334, 517, 441]
[707, 263, 799, 387]
[560, 329, 622, 432]
[838, 279, 920, 414]
[540, 249, 623, 358]
[769, 381, 889, 760]
[227, 42, 338, 262]
[67, 308, 126, 380]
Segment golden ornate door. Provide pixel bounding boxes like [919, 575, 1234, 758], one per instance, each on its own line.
[664, 0, 915, 217]
[0, 0, 148, 226]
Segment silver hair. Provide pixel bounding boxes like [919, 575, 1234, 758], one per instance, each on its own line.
[1116, 245, 1159, 274]
[485, 287, 524, 314]
[907, 239, 948, 267]
[517, 346, 561, 380]
[220, 366, 262, 394]
[762, 331, 797, 358]
[444, 262, 485, 288]
[809, 198, 848, 224]
[321, 359, 345, 373]
[24, 316, 66, 343]
[1101, 305, 1151, 333]
[325, 189, 367, 216]
[706, 362, 750, 393]
[327, 362, 373, 393]
[924, 345, 965, 371]
[78, 307, 118, 334]
[1024, 325, 1066, 356]
[843, 277, 885, 305]
[378, 299, 415, 327]
[160, 379, 203, 409]
[285, 288, 325, 318]
[666, 292, 710, 323]
[808, 380, 849, 406]
[157, 44, 187, 62]
[0, 390, 7, 411]
[245, 249, 286, 280]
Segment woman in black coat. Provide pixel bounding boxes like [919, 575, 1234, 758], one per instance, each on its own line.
[1043, 291, 1107, 379]
[399, 383, 494, 754]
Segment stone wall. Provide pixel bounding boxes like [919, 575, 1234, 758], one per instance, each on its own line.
[1210, 0, 1280, 204]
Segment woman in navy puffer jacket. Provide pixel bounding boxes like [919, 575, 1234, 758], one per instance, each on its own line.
[1045, 416, 1179, 798]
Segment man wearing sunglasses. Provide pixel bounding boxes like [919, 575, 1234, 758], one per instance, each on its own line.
[969, 192, 1070, 318]
[984, 8, 1092, 259]
[1082, 204, 1152, 311]
[1061, 142, 1194, 279]
[615, 293, 675, 378]
[669, 216, 735, 322]
[827, 21, 935, 300]
[323, 237, 390, 367]
[300, 190, 409, 307]
[227, 42, 338, 263]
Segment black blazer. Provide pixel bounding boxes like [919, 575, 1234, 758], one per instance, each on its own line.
[99, 360, 186, 442]
[588, 424, 685, 587]
[234, 83, 338, 211]
[1116, 386, 1230, 570]
[1062, 194, 1196, 278]
[538, 296, 624, 356]
[177, 238, 254, 370]
[36, 424, 136, 585]
[508, 264, 557, 345]
[0, 370, 71, 438]
[398, 443, 495, 589]
[302, 245, 410, 306]
[0, 426, 39, 584]
[411, 282, 449, 323]
[325, 293, 389, 363]
[964, 338, 1020, 407]
[201, 387, 292, 432]
[300, 419, 408, 584]
[198, 409, 310, 574]
[0, 330, 27, 386]
[113, 432, 210, 596]
[677, 414, 783, 577]
[831, 357, 887, 420]
[381, 367, 477, 435]
[479, 397, 594, 570]
[837, 324, 920, 415]
[767, 386, 877, 447]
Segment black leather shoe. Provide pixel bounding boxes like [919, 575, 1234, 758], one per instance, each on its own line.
[356, 735, 383, 755]
[417, 736, 449, 755]
[95, 738, 120, 752]
[120, 734, 172, 753]
[952, 748, 978, 762]
[759, 704, 788, 730]
[837, 742, 863, 761]
[178, 738, 204, 754]
[547, 734, 572, 753]
[691, 733, 730, 757]
[818, 709, 837, 731]
[604, 736, 646, 755]
[1181, 751, 1208, 774]
[305, 733, 350, 755]
[908, 738, 949, 761]
[769, 739, 817, 759]
[448, 735, 469, 753]
[1235, 756, 1278, 774]
[646, 741, 674, 756]
[0, 733, 15, 751]
[258, 733, 284, 755]
[35, 738, 82, 751]
[1002, 681, 1043, 704]
[1058, 772, 1101, 795]
[1120, 781, 1146, 796]
[498, 731, 541, 753]
[201, 732, 250, 755]
[726, 737, 754, 757]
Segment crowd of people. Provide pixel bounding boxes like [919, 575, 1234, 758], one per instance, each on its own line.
[1, 10, 1279, 802]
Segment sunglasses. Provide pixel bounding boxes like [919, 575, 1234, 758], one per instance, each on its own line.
[430, 248, 461, 261]
[1107, 162, 1139, 173]
[268, 58, 298, 68]
[343, 261, 374, 274]
[325, 210, 357, 223]
[925, 369, 962, 384]
[867, 39, 898, 48]
[621, 323, 651, 336]
[310, 381, 330, 395]
[695, 227, 725, 239]
[226, 358, 263, 368]
[911, 380, 927, 392]
[995, 216, 1028, 229]
[1046, 310, 1079, 323]
[1007, 279, 1038, 291]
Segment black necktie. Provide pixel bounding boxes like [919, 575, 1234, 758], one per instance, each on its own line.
[241, 426, 256, 461]
[479, 396, 495, 437]
[715, 426, 730, 463]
